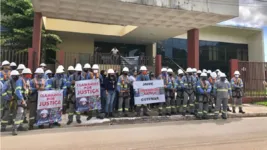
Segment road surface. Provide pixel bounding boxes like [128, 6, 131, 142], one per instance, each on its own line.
[1, 117, 267, 150]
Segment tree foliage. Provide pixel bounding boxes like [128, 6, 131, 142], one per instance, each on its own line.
[1, 0, 62, 62]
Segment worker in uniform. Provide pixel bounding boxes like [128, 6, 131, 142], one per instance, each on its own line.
[135, 66, 150, 117]
[104, 69, 117, 117]
[44, 70, 53, 88]
[82, 63, 91, 78]
[166, 68, 177, 115]
[29, 68, 46, 129]
[67, 66, 75, 78]
[207, 70, 212, 78]
[208, 72, 217, 112]
[192, 68, 197, 78]
[157, 68, 168, 116]
[21, 68, 32, 124]
[64, 66, 75, 114]
[1, 70, 28, 135]
[39, 63, 47, 72]
[10, 62, 17, 70]
[17, 64, 26, 75]
[66, 64, 84, 125]
[213, 73, 232, 119]
[117, 67, 130, 117]
[129, 70, 137, 111]
[182, 68, 196, 115]
[176, 69, 185, 114]
[0, 60, 11, 84]
[231, 71, 245, 114]
[196, 73, 211, 119]
[196, 70, 202, 80]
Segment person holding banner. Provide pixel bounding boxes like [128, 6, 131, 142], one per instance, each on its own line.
[176, 69, 185, 114]
[157, 68, 168, 116]
[29, 68, 46, 130]
[117, 67, 130, 117]
[83, 63, 92, 79]
[135, 66, 150, 117]
[44, 70, 53, 88]
[166, 68, 177, 115]
[1, 70, 28, 135]
[104, 69, 117, 117]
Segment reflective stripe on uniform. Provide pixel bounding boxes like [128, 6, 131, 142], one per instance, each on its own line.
[15, 86, 22, 90]
[189, 104, 194, 106]
[1, 120, 8, 123]
[2, 92, 7, 96]
[76, 111, 81, 115]
[183, 105, 187, 108]
[118, 108, 123, 112]
[29, 117, 35, 120]
[171, 106, 176, 109]
[217, 89, 228, 91]
[68, 113, 74, 115]
[197, 112, 203, 114]
[203, 111, 207, 114]
[125, 108, 129, 111]
[7, 90, 12, 94]
[46, 85, 52, 88]
[166, 106, 171, 109]
[158, 107, 163, 110]
[14, 120, 23, 125]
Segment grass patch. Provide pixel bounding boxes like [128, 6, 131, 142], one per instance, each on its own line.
[254, 101, 267, 106]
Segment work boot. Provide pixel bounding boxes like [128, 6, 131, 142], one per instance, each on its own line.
[12, 128, 18, 136]
[221, 115, 227, 120]
[76, 119, 82, 124]
[0, 126, 6, 132]
[18, 125, 28, 131]
[165, 113, 171, 116]
[171, 111, 177, 115]
[124, 113, 129, 117]
[213, 115, 219, 120]
[239, 109, 245, 114]
[23, 117, 28, 123]
[227, 107, 231, 112]
[182, 112, 186, 116]
[232, 107, 236, 113]
[158, 113, 163, 116]
[53, 122, 61, 127]
[105, 113, 109, 118]
[109, 112, 115, 118]
[38, 125, 44, 129]
[143, 112, 150, 116]
[28, 125, 34, 130]
[66, 120, 73, 125]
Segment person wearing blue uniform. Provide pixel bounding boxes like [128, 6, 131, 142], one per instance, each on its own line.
[176, 69, 185, 114]
[29, 68, 46, 130]
[166, 68, 177, 115]
[21, 68, 32, 124]
[0, 60, 11, 84]
[44, 70, 53, 89]
[1, 70, 27, 135]
[117, 67, 130, 117]
[196, 73, 211, 119]
[135, 66, 150, 117]
[157, 68, 168, 116]
[231, 70, 245, 114]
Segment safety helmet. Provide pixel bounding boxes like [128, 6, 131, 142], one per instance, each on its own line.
[186, 67, 193, 73]
[67, 66, 75, 71]
[234, 70, 240, 75]
[200, 73, 207, 77]
[178, 69, 184, 75]
[22, 68, 32, 74]
[192, 68, 197, 73]
[10, 62, 17, 67]
[35, 68, 44, 74]
[40, 63, 46, 67]
[75, 63, 83, 71]
[167, 68, 173, 73]
[161, 68, 167, 72]
[140, 66, 147, 71]
[56, 68, 64, 74]
[122, 67, 129, 72]
[2, 60, 10, 66]
[58, 65, 64, 70]
[92, 64, 99, 70]
[197, 70, 202, 74]
[45, 70, 52, 74]
[17, 64, 26, 70]
[10, 70, 20, 76]
[83, 63, 91, 69]
[220, 73, 226, 78]
[202, 69, 207, 73]
[210, 72, 217, 79]
[107, 69, 115, 74]
[216, 69, 220, 72]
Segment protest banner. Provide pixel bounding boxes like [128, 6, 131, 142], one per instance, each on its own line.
[133, 80, 165, 105]
[37, 90, 63, 125]
[75, 79, 101, 112]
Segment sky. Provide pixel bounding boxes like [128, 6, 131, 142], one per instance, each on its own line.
[220, 0, 267, 61]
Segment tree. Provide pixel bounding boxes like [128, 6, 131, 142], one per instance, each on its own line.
[1, 0, 62, 63]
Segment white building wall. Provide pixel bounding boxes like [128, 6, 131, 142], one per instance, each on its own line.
[247, 32, 264, 62]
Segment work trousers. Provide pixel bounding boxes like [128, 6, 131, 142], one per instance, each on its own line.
[176, 91, 184, 113]
[183, 90, 195, 113]
[29, 93, 38, 126]
[197, 95, 209, 118]
[232, 97, 243, 110]
[136, 104, 148, 116]
[215, 98, 228, 118]
[118, 95, 130, 116]
[67, 94, 81, 121]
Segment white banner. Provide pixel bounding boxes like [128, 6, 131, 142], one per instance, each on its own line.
[133, 80, 165, 105]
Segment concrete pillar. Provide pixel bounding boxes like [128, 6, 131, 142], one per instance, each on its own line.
[229, 59, 239, 78]
[32, 12, 42, 70]
[56, 50, 65, 67]
[155, 55, 162, 77]
[28, 48, 34, 71]
[187, 29, 199, 69]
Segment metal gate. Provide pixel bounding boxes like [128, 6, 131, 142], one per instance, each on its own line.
[238, 61, 266, 98]
[0, 49, 28, 65]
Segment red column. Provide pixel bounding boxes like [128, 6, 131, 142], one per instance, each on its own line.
[57, 50, 65, 65]
[187, 29, 199, 69]
[32, 12, 42, 68]
[229, 59, 239, 78]
[155, 55, 162, 77]
[28, 48, 34, 71]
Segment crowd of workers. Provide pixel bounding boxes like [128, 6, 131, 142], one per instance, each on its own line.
[0, 60, 245, 136]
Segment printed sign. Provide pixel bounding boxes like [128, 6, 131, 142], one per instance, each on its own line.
[75, 79, 101, 112]
[133, 80, 165, 105]
[37, 90, 63, 125]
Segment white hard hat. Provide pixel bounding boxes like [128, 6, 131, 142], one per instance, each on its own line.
[202, 69, 207, 73]
[22, 68, 32, 74]
[167, 68, 173, 73]
[107, 69, 115, 74]
[197, 70, 202, 74]
[207, 70, 212, 74]
[75, 64, 83, 71]
[40, 109, 48, 114]
[40, 63, 46, 67]
[67, 66, 75, 71]
[192, 68, 197, 72]
[35, 68, 44, 74]
[2, 60, 10, 66]
[140, 66, 147, 71]
[10, 70, 20, 76]
[17, 64, 26, 70]
[56, 68, 64, 74]
[200, 73, 207, 77]
[92, 64, 99, 70]
[45, 70, 52, 74]
[10, 62, 17, 67]
[220, 73, 226, 78]
[122, 67, 129, 72]
[58, 65, 64, 70]
[186, 68, 193, 73]
[216, 69, 220, 72]
[234, 70, 240, 75]
[178, 69, 184, 75]
[211, 72, 217, 79]
[83, 63, 91, 69]
[161, 68, 167, 72]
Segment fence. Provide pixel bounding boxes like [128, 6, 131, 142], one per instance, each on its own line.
[0, 49, 28, 65]
[238, 61, 266, 98]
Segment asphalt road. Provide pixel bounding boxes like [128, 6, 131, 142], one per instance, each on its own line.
[1, 117, 267, 150]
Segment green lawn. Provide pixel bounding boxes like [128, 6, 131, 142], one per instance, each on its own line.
[254, 101, 267, 106]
